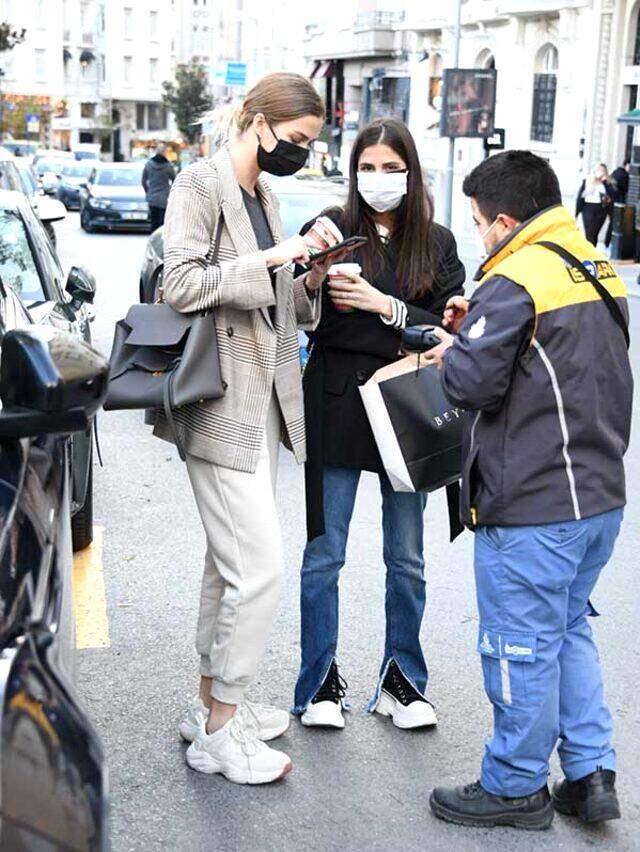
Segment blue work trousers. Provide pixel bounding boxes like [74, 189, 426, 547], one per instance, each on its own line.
[474, 508, 623, 797]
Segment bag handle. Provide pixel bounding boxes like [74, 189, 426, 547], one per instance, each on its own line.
[535, 241, 630, 349]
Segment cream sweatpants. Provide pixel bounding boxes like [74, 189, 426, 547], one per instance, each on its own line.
[184, 395, 282, 704]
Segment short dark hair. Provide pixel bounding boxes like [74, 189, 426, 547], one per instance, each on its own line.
[462, 150, 562, 223]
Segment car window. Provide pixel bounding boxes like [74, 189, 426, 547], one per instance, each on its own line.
[0, 161, 23, 193]
[62, 164, 92, 178]
[17, 167, 38, 196]
[94, 168, 142, 186]
[0, 209, 45, 302]
[35, 158, 68, 176]
[276, 192, 343, 237]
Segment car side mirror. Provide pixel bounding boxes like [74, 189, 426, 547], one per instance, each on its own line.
[66, 265, 96, 309]
[79, 180, 88, 188]
[0, 327, 108, 439]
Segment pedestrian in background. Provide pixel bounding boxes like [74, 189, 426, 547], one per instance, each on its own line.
[604, 159, 631, 248]
[292, 118, 465, 730]
[142, 142, 175, 231]
[576, 162, 614, 246]
[158, 72, 336, 785]
[426, 151, 632, 830]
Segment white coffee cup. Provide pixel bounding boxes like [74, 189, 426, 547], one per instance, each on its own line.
[327, 263, 361, 313]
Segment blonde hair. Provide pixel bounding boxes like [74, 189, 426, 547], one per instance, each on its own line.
[236, 72, 325, 133]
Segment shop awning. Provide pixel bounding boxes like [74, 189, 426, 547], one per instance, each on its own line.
[617, 108, 640, 125]
[63, 48, 72, 62]
[310, 60, 334, 79]
[80, 49, 95, 65]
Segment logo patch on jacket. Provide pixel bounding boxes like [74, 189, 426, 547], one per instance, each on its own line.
[567, 259, 616, 284]
[468, 315, 487, 339]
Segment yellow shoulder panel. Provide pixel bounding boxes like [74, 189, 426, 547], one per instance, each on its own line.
[481, 244, 627, 316]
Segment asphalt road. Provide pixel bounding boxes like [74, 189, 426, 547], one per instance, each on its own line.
[55, 212, 640, 852]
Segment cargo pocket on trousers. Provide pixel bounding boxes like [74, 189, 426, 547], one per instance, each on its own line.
[477, 626, 537, 706]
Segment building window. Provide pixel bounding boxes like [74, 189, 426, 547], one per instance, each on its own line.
[634, 8, 640, 65]
[150, 10, 158, 39]
[148, 103, 167, 131]
[35, 48, 47, 82]
[124, 55, 133, 84]
[150, 58, 158, 84]
[136, 103, 146, 130]
[124, 7, 133, 34]
[530, 44, 558, 143]
[101, 53, 106, 82]
[80, 0, 89, 31]
[81, 102, 96, 119]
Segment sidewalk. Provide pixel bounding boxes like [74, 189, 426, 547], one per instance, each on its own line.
[612, 260, 640, 299]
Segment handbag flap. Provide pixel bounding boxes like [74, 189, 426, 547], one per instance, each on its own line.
[124, 303, 193, 347]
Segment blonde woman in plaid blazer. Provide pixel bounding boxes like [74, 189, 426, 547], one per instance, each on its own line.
[158, 74, 337, 785]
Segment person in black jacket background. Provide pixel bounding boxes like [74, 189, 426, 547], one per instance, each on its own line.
[292, 119, 465, 730]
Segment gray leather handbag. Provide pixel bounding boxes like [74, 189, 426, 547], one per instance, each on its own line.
[104, 218, 225, 460]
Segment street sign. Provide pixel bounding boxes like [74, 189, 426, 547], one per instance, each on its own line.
[225, 62, 247, 88]
[26, 113, 40, 133]
[212, 61, 247, 89]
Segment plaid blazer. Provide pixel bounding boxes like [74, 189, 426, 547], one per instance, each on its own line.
[153, 148, 320, 472]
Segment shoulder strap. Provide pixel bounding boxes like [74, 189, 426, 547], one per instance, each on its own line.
[535, 241, 630, 349]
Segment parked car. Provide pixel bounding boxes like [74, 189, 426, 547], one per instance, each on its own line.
[0, 139, 38, 159]
[80, 162, 149, 233]
[139, 174, 346, 303]
[0, 192, 108, 850]
[33, 153, 75, 195]
[12, 156, 67, 248]
[0, 189, 97, 551]
[72, 143, 101, 161]
[57, 162, 94, 210]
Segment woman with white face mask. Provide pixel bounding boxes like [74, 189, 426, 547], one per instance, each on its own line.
[293, 119, 465, 730]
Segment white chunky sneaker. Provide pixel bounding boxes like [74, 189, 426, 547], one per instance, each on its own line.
[179, 696, 208, 743]
[374, 660, 438, 730]
[186, 715, 292, 785]
[300, 662, 346, 729]
[240, 701, 290, 741]
[179, 697, 289, 743]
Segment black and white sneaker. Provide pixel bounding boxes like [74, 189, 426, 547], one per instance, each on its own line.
[301, 662, 347, 729]
[375, 660, 437, 729]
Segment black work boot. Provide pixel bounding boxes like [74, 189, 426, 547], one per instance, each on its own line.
[430, 780, 554, 830]
[552, 769, 621, 823]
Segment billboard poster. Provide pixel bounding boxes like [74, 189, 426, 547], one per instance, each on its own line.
[440, 68, 497, 139]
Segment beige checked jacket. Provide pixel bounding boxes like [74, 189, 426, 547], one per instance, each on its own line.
[153, 147, 320, 472]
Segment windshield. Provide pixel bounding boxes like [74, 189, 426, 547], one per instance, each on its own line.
[94, 168, 142, 186]
[35, 158, 69, 175]
[276, 191, 343, 238]
[62, 164, 93, 178]
[0, 209, 45, 302]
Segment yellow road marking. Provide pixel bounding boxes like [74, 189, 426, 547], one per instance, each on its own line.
[72, 525, 111, 649]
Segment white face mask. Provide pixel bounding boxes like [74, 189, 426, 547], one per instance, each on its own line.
[475, 218, 499, 259]
[357, 171, 408, 213]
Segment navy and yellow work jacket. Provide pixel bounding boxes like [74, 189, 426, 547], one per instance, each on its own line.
[441, 205, 633, 528]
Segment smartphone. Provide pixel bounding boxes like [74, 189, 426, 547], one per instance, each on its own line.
[304, 235, 368, 266]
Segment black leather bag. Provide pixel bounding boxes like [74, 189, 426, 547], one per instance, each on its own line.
[104, 219, 225, 460]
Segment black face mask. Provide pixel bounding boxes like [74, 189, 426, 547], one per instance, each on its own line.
[257, 122, 309, 176]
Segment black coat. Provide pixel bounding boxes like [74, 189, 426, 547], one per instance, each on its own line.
[302, 209, 466, 539]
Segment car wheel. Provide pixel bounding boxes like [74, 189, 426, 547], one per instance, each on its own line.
[80, 208, 94, 233]
[72, 456, 94, 552]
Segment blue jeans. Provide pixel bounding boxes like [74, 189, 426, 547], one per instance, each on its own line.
[293, 466, 429, 714]
[474, 508, 623, 797]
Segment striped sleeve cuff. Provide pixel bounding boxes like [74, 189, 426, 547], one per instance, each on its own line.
[380, 297, 408, 330]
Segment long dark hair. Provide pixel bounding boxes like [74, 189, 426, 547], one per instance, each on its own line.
[343, 119, 434, 299]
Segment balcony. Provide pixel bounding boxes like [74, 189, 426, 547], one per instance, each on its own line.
[305, 11, 403, 61]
